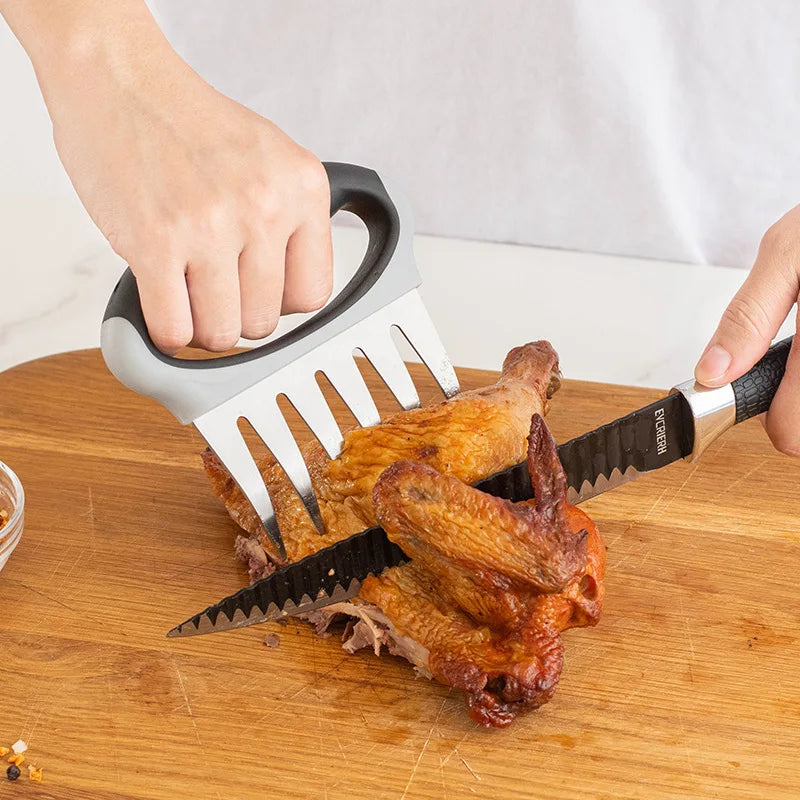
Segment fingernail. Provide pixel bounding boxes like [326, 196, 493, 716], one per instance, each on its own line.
[695, 344, 732, 384]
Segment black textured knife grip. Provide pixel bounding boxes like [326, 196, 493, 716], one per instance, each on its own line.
[732, 336, 793, 424]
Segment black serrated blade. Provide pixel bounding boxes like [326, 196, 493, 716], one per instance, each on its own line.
[167, 525, 408, 638]
[167, 392, 693, 638]
[558, 391, 693, 502]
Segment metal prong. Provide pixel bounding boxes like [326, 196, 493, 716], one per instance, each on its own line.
[194, 412, 286, 560]
[284, 381, 345, 460]
[360, 330, 420, 411]
[393, 290, 460, 399]
[321, 356, 381, 429]
[246, 403, 326, 534]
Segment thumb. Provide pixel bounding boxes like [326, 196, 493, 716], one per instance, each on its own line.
[695, 217, 800, 387]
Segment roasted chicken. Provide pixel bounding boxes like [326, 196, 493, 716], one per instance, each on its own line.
[361, 415, 604, 726]
[203, 341, 605, 727]
[204, 341, 562, 575]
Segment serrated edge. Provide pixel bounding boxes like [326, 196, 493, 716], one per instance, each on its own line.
[566, 464, 642, 504]
[166, 577, 364, 638]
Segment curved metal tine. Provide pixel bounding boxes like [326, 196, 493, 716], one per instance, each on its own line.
[359, 327, 421, 411]
[194, 414, 286, 560]
[284, 381, 345, 461]
[321, 356, 381, 430]
[393, 291, 460, 399]
[246, 404, 326, 534]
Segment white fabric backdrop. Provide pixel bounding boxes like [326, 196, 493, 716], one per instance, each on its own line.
[150, 0, 800, 269]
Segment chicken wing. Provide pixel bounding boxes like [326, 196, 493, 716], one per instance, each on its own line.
[361, 414, 605, 727]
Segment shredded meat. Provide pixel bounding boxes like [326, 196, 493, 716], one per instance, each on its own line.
[316, 603, 432, 678]
[233, 535, 274, 581]
[203, 342, 605, 727]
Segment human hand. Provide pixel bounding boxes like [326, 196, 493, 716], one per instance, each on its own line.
[694, 206, 800, 456]
[4, 0, 332, 353]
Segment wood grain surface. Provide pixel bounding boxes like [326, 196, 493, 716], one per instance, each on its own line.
[0, 349, 798, 800]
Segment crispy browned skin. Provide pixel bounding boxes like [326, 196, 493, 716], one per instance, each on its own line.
[363, 415, 605, 728]
[204, 341, 561, 565]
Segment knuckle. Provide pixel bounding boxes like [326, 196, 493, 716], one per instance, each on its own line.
[152, 329, 192, 353]
[290, 273, 334, 313]
[151, 210, 188, 240]
[759, 219, 798, 264]
[303, 284, 334, 312]
[241, 314, 279, 340]
[203, 330, 241, 352]
[758, 217, 800, 288]
[721, 295, 772, 339]
[110, 231, 158, 265]
[200, 201, 225, 234]
[194, 197, 234, 240]
[248, 184, 284, 224]
[770, 435, 800, 458]
[292, 298, 324, 314]
[291, 292, 331, 314]
[128, 224, 186, 266]
[146, 200, 235, 246]
[105, 229, 129, 258]
[294, 153, 329, 198]
[765, 409, 800, 458]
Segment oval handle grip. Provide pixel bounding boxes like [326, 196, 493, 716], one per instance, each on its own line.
[101, 162, 420, 424]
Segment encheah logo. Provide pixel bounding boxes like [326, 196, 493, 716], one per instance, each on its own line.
[654, 407, 667, 456]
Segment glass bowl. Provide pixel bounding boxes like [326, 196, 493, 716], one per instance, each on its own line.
[0, 461, 25, 573]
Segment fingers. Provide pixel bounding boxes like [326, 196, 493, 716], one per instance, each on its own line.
[238, 240, 285, 339]
[186, 259, 242, 352]
[239, 200, 332, 337]
[239, 153, 331, 332]
[133, 266, 193, 355]
[282, 218, 334, 313]
[239, 220, 333, 340]
[126, 147, 331, 352]
[695, 205, 800, 458]
[695, 208, 800, 387]
[764, 316, 800, 456]
[134, 205, 332, 353]
[282, 163, 333, 314]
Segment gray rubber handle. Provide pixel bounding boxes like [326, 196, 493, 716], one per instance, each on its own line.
[101, 162, 420, 424]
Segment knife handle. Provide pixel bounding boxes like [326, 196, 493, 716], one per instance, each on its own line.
[673, 335, 793, 461]
[731, 336, 792, 423]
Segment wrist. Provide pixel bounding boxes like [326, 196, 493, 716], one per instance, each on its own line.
[2, 0, 173, 100]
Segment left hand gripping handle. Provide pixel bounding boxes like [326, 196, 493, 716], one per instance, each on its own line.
[101, 162, 419, 424]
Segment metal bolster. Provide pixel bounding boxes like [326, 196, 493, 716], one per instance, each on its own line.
[670, 379, 736, 462]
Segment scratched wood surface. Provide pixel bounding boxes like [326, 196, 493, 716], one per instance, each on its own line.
[0, 349, 799, 800]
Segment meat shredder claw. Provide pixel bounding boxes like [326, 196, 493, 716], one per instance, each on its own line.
[101, 163, 460, 556]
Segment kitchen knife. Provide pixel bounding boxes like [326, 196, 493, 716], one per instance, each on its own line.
[167, 336, 792, 638]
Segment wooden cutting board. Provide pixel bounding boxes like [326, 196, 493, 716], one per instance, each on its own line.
[0, 349, 798, 800]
